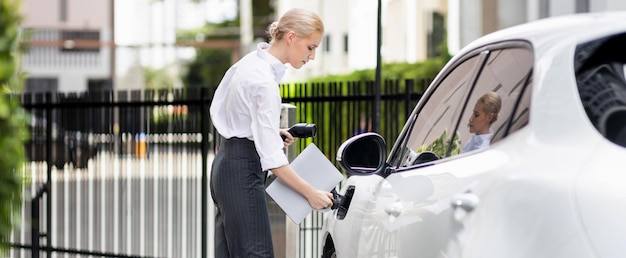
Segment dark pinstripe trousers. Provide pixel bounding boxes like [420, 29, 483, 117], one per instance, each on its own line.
[210, 137, 274, 258]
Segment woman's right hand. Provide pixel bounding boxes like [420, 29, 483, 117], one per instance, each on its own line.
[279, 129, 296, 148]
[269, 164, 334, 210]
[306, 190, 334, 210]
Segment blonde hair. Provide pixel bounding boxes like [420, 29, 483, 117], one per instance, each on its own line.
[478, 92, 502, 124]
[267, 8, 324, 44]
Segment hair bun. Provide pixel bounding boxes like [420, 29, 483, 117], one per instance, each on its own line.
[268, 22, 279, 41]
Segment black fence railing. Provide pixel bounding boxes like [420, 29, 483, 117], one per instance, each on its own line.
[8, 78, 427, 258]
[283, 79, 428, 165]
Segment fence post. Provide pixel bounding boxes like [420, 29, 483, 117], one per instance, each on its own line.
[266, 103, 297, 258]
[405, 79, 414, 120]
[30, 193, 40, 258]
[30, 185, 48, 258]
[201, 87, 209, 258]
[45, 92, 53, 257]
[282, 104, 298, 258]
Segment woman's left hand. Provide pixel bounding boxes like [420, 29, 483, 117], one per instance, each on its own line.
[280, 129, 296, 148]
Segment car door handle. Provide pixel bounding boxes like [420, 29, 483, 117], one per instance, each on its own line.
[385, 202, 404, 218]
[451, 192, 479, 212]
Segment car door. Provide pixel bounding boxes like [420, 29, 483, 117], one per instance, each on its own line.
[339, 47, 486, 257]
[353, 42, 533, 257]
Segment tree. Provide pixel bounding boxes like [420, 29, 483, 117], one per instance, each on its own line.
[183, 48, 232, 88]
[180, 0, 274, 88]
[144, 66, 175, 90]
[0, 0, 27, 250]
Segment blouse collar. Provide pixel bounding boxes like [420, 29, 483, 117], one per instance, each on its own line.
[257, 42, 287, 84]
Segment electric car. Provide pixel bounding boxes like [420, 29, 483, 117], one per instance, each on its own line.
[323, 11, 626, 258]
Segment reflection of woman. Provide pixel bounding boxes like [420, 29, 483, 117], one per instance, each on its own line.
[209, 8, 333, 257]
[462, 92, 502, 153]
[354, 113, 372, 135]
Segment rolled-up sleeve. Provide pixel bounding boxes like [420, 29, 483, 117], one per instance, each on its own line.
[248, 81, 289, 171]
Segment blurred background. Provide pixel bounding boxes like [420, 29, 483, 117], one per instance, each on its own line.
[20, 0, 626, 94]
[10, 1, 626, 258]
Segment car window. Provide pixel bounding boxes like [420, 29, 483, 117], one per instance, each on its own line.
[503, 72, 532, 138]
[394, 43, 533, 168]
[575, 32, 626, 147]
[396, 53, 486, 167]
[458, 46, 533, 152]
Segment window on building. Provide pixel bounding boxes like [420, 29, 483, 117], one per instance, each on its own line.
[344, 34, 349, 53]
[324, 35, 331, 52]
[60, 30, 100, 53]
[24, 78, 58, 93]
[60, 0, 67, 22]
[88, 79, 113, 92]
[427, 11, 445, 58]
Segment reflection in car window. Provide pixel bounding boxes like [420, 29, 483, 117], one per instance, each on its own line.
[575, 32, 626, 147]
[503, 74, 531, 140]
[460, 91, 502, 153]
[396, 43, 533, 168]
[397, 54, 484, 167]
[459, 47, 533, 150]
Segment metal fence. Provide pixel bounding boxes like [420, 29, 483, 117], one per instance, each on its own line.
[7, 79, 426, 258]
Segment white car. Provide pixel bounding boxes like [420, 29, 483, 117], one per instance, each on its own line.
[322, 11, 626, 258]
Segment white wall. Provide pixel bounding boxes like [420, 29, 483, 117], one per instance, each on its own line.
[498, 0, 526, 30]
[275, 0, 352, 82]
[550, 0, 576, 16]
[114, 0, 216, 89]
[278, 0, 447, 82]
[452, 0, 626, 55]
[453, 0, 482, 55]
[21, 0, 110, 29]
[21, 0, 113, 92]
[347, 0, 378, 71]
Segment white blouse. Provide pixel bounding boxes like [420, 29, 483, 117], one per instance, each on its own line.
[210, 42, 288, 171]
[461, 129, 494, 153]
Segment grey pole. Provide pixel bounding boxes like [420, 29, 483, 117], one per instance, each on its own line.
[374, 0, 382, 133]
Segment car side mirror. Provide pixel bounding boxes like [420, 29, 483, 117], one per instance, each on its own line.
[412, 151, 439, 165]
[336, 132, 387, 177]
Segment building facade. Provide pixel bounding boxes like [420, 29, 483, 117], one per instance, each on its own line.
[275, 0, 448, 82]
[20, 0, 114, 93]
[449, 0, 626, 54]
[279, 0, 626, 82]
[20, 0, 626, 91]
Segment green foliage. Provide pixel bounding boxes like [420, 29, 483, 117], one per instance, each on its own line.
[417, 130, 461, 158]
[176, 21, 240, 42]
[144, 66, 174, 90]
[179, 19, 237, 88]
[0, 0, 26, 248]
[183, 48, 232, 88]
[176, 0, 273, 42]
[180, 1, 275, 88]
[309, 56, 449, 83]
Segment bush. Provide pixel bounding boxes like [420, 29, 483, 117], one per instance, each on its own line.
[308, 55, 450, 84]
[0, 0, 27, 248]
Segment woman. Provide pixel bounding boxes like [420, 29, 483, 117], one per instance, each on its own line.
[209, 8, 334, 257]
[462, 92, 502, 153]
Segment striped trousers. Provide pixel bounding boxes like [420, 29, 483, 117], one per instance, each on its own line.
[210, 137, 274, 258]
